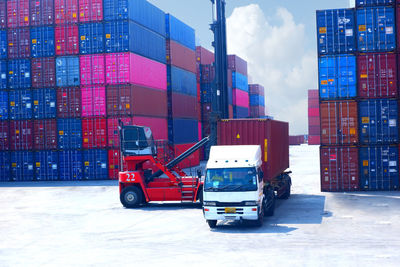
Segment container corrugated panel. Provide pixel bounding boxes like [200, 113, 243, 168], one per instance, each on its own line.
[0, 121, 9, 150]
[57, 87, 81, 118]
[81, 86, 106, 117]
[250, 95, 265, 106]
[33, 89, 56, 119]
[106, 85, 134, 117]
[131, 85, 167, 117]
[83, 150, 108, 180]
[318, 55, 357, 99]
[0, 1, 6, 29]
[82, 118, 107, 149]
[165, 14, 195, 51]
[79, 0, 103, 22]
[79, 23, 104, 54]
[132, 116, 168, 140]
[232, 72, 248, 92]
[0, 30, 7, 59]
[7, 0, 30, 28]
[79, 55, 105, 85]
[9, 90, 33, 120]
[108, 149, 125, 179]
[316, 9, 356, 55]
[55, 25, 79, 55]
[196, 46, 214, 65]
[169, 66, 197, 96]
[0, 152, 10, 181]
[320, 146, 359, 192]
[8, 28, 30, 58]
[31, 27, 55, 58]
[320, 101, 358, 145]
[59, 150, 82, 180]
[359, 99, 398, 144]
[35, 151, 58, 181]
[356, 0, 395, 7]
[234, 106, 249, 118]
[170, 92, 198, 119]
[249, 84, 265, 96]
[104, 0, 165, 36]
[56, 56, 80, 87]
[31, 57, 56, 88]
[30, 0, 54, 26]
[359, 146, 399, 190]
[309, 89, 319, 99]
[0, 60, 6, 89]
[55, 0, 78, 24]
[228, 55, 248, 76]
[9, 120, 33, 150]
[357, 7, 396, 52]
[309, 116, 320, 126]
[34, 119, 57, 150]
[167, 40, 196, 73]
[10, 151, 34, 181]
[308, 135, 321, 145]
[107, 117, 133, 148]
[250, 106, 265, 118]
[8, 59, 31, 89]
[104, 20, 166, 63]
[200, 64, 215, 83]
[168, 119, 199, 144]
[0, 91, 8, 120]
[174, 143, 200, 169]
[57, 118, 82, 149]
[233, 88, 249, 108]
[308, 108, 320, 117]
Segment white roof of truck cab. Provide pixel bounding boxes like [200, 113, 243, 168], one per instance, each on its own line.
[207, 145, 262, 169]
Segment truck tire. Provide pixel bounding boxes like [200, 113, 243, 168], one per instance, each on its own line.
[280, 184, 291, 200]
[265, 191, 275, 217]
[120, 186, 143, 208]
[207, 220, 217, 228]
[255, 206, 264, 227]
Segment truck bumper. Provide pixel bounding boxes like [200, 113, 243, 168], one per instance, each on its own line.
[203, 206, 259, 221]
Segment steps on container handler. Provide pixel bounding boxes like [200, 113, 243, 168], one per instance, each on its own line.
[180, 177, 198, 202]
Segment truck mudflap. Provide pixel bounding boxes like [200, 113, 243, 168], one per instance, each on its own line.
[203, 206, 259, 221]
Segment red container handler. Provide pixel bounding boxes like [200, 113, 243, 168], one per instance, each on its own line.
[79, 0, 103, 22]
[31, 57, 56, 88]
[82, 118, 107, 148]
[55, 0, 78, 24]
[57, 87, 81, 118]
[174, 143, 200, 169]
[320, 146, 359, 192]
[33, 119, 57, 150]
[9, 120, 33, 151]
[30, 0, 54, 26]
[55, 25, 79, 55]
[357, 53, 397, 98]
[0, 121, 9, 150]
[8, 28, 31, 58]
[0, 1, 6, 29]
[167, 40, 196, 73]
[7, 0, 30, 28]
[217, 119, 289, 182]
[107, 117, 133, 148]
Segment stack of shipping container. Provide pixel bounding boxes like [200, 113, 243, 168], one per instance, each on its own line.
[317, 0, 400, 191]
[248, 84, 265, 118]
[229, 55, 249, 118]
[308, 89, 320, 145]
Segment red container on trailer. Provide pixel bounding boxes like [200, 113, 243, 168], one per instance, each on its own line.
[82, 118, 107, 148]
[33, 119, 57, 150]
[167, 40, 196, 73]
[79, 0, 103, 22]
[0, 121, 9, 150]
[228, 55, 248, 76]
[7, 0, 30, 28]
[80, 54, 105, 85]
[132, 116, 168, 140]
[174, 143, 200, 169]
[81, 86, 106, 117]
[31, 57, 56, 88]
[55, 0, 78, 24]
[55, 25, 79, 55]
[171, 92, 198, 119]
[0, 1, 6, 29]
[30, 0, 54, 26]
[357, 53, 397, 98]
[57, 87, 81, 118]
[9, 120, 33, 150]
[196, 46, 214, 64]
[320, 101, 358, 145]
[320, 146, 359, 192]
[8, 28, 30, 58]
[107, 117, 133, 148]
[217, 119, 289, 182]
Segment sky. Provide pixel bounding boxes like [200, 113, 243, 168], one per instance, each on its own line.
[148, 0, 354, 135]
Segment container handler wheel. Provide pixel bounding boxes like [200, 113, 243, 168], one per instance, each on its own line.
[207, 220, 217, 228]
[120, 186, 143, 208]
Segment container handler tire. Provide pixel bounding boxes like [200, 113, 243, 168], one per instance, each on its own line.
[207, 220, 217, 228]
[120, 186, 143, 208]
[265, 191, 275, 217]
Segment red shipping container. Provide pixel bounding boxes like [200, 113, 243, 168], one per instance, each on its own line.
[228, 54, 247, 76]
[308, 135, 320, 145]
[309, 125, 320, 136]
[308, 107, 319, 117]
[107, 117, 134, 148]
[108, 149, 128, 179]
[132, 116, 168, 141]
[174, 143, 200, 169]
[308, 98, 319, 109]
[171, 92, 198, 119]
[55, 0, 78, 24]
[31, 57, 56, 88]
[8, 28, 30, 58]
[0, 121, 9, 150]
[0, 1, 7, 29]
[357, 53, 397, 98]
[30, 0, 54, 26]
[250, 106, 265, 118]
[82, 118, 107, 148]
[79, 0, 103, 22]
[55, 25, 79, 55]
[229, 105, 233, 119]
[167, 40, 196, 73]
[57, 87, 81, 118]
[308, 116, 320, 126]
[197, 83, 201, 102]
[308, 89, 319, 99]
[217, 119, 289, 182]
[9, 120, 33, 150]
[249, 84, 265, 96]
[80, 55, 105, 85]
[81, 86, 106, 117]
[320, 101, 358, 145]
[33, 119, 57, 150]
[7, 0, 30, 28]
[320, 146, 359, 192]
[289, 136, 305, 146]
[196, 46, 214, 65]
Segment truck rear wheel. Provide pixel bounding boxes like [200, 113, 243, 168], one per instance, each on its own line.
[279, 184, 291, 199]
[265, 191, 275, 216]
[120, 186, 142, 208]
[207, 220, 217, 228]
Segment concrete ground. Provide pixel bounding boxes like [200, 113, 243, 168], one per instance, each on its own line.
[1, 145, 400, 266]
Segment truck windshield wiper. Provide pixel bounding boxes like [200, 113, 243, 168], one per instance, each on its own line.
[204, 187, 218, 191]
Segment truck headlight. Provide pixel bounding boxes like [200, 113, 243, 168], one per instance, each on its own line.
[244, 201, 257, 206]
[204, 201, 217, 206]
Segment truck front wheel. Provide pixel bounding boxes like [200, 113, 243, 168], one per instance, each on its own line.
[264, 191, 275, 216]
[207, 220, 217, 228]
[255, 206, 264, 227]
[120, 186, 143, 208]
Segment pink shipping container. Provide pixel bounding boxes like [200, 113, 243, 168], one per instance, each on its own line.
[55, 0, 79, 24]
[132, 116, 168, 140]
[30, 0, 54, 25]
[196, 46, 214, 65]
[105, 52, 167, 90]
[308, 98, 319, 108]
[33, 119, 57, 150]
[308, 89, 319, 99]
[82, 118, 107, 148]
[309, 116, 320, 126]
[107, 117, 134, 148]
[31, 57, 56, 88]
[80, 54, 105, 85]
[308, 108, 320, 117]
[8, 28, 30, 58]
[79, 0, 103, 22]
[308, 135, 320, 145]
[0, 121, 9, 150]
[167, 40, 196, 73]
[228, 54, 248, 76]
[0, 1, 7, 28]
[81, 86, 106, 117]
[309, 125, 321, 136]
[10, 120, 33, 150]
[7, 0, 30, 28]
[233, 88, 250, 108]
[57, 87, 81, 118]
[55, 25, 79, 55]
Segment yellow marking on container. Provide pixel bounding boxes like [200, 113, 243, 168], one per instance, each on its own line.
[359, 25, 366, 32]
[36, 162, 41, 167]
[350, 128, 356, 135]
[360, 74, 368, 78]
[24, 16, 28, 22]
[9, 43, 13, 46]
[85, 161, 89, 166]
[328, 79, 334, 82]
[363, 160, 369, 167]
[10, 101, 15, 107]
[56, 45, 61, 50]
[59, 130, 64, 135]
[32, 39, 37, 44]
[84, 138, 88, 143]
[264, 139, 268, 162]
[80, 12, 84, 17]
[9, 71, 13, 75]
[110, 165, 114, 169]
[73, 13, 77, 18]
[12, 163, 16, 167]
[34, 100, 39, 105]
[321, 80, 328, 85]
[81, 36, 86, 41]
[126, 104, 130, 109]
[362, 117, 369, 124]
[236, 134, 240, 139]
[15, 130, 19, 134]
[106, 34, 111, 39]
[319, 27, 327, 34]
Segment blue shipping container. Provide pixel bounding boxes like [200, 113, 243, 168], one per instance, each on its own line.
[79, 23, 104, 54]
[235, 106, 249, 119]
[165, 14, 195, 51]
[0, 60, 6, 89]
[250, 95, 265, 107]
[0, 90, 8, 120]
[59, 150, 83, 181]
[316, 9, 356, 55]
[200, 83, 213, 103]
[359, 146, 399, 190]
[56, 56, 80, 87]
[318, 55, 357, 99]
[357, 7, 396, 52]
[83, 150, 108, 180]
[103, 0, 166, 37]
[0, 30, 6, 59]
[359, 99, 398, 144]
[57, 118, 82, 149]
[168, 119, 199, 144]
[8, 59, 31, 89]
[35, 151, 58, 181]
[9, 90, 33, 120]
[0, 152, 10, 181]
[104, 20, 166, 63]
[169, 66, 197, 96]
[33, 88, 57, 119]
[356, 0, 395, 7]
[232, 72, 248, 92]
[11, 151, 34, 181]
[31, 27, 55, 57]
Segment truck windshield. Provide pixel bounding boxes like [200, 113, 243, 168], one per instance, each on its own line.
[204, 168, 258, 192]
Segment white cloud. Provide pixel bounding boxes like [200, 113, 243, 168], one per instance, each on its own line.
[226, 4, 318, 135]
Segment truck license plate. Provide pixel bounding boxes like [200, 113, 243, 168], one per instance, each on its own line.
[225, 207, 236, 214]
